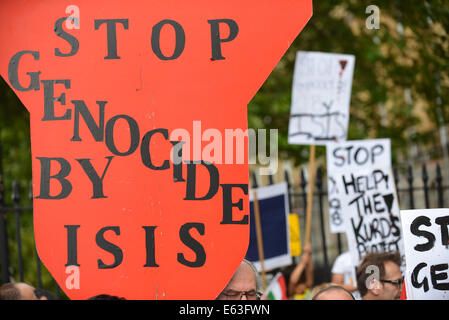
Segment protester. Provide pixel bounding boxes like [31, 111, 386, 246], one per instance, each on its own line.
[331, 251, 361, 299]
[311, 283, 355, 300]
[0, 282, 44, 300]
[282, 243, 314, 300]
[216, 259, 262, 300]
[356, 251, 403, 300]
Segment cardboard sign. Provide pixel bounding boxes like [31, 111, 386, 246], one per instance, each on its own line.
[0, 1, 312, 299]
[289, 213, 302, 257]
[326, 139, 391, 233]
[288, 51, 355, 146]
[330, 139, 404, 266]
[400, 209, 449, 300]
[246, 183, 292, 271]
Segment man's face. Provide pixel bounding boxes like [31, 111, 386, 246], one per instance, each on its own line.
[217, 262, 258, 300]
[378, 261, 403, 300]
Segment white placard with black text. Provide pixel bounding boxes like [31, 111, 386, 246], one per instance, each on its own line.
[288, 51, 355, 146]
[326, 139, 392, 233]
[400, 209, 449, 300]
[330, 139, 404, 266]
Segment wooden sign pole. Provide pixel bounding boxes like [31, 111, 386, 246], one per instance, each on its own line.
[252, 189, 267, 291]
[304, 144, 316, 247]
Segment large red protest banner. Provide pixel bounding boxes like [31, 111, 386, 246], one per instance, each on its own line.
[0, 0, 312, 299]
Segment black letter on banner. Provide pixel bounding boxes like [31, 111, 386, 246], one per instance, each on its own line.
[389, 213, 401, 237]
[141, 129, 170, 170]
[143, 226, 159, 267]
[76, 156, 113, 199]
[410, 216, 436, 252]
[105, 115, 140, 156]
[184, 161, 219, 200]
[54, 17, 80, 57]
[41, 79, 72, 121]
[411, 262, 429, 292]
[332, 147, 346, 167]
[431, 264, 449, 290]
[8, 51, 41, 91]
[36, 157, 72, 199]
[94, 19, 129, 59]
[177, 223, 206, 268]
[71, 100, 107, 142]
[220, 184, 249, 225]
[435, 215, 449, 246]
[208, 19, 239, 61]
[151, 20, 185, 60]
[65, 225, 80, 266]
[96, 226, 123, 269]
[171, 141, 185, 182]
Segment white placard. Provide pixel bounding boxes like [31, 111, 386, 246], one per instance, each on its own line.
[326, 139, 391, 233]
[400, 209, 449, 300]
[288, 51, 355, 146]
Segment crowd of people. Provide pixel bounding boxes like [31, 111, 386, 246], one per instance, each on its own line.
[0, 248, 403, 300]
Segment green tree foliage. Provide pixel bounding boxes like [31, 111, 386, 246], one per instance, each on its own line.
[249, 0, 449, 165]
[0, 77, 31, 186]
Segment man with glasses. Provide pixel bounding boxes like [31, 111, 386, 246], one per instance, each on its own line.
[216, 259, 262, 300]
[356, 251, 403, 300]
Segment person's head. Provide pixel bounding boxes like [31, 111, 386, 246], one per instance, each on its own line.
[88, 294, 126, 300]
[356, 251, 403, 300]
[216, 259, 262, 300]
[0, 282, 40, 300]
[312, 284, 355, 300]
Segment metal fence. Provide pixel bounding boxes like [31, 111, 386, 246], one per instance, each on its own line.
[0, 162, 448, 297]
